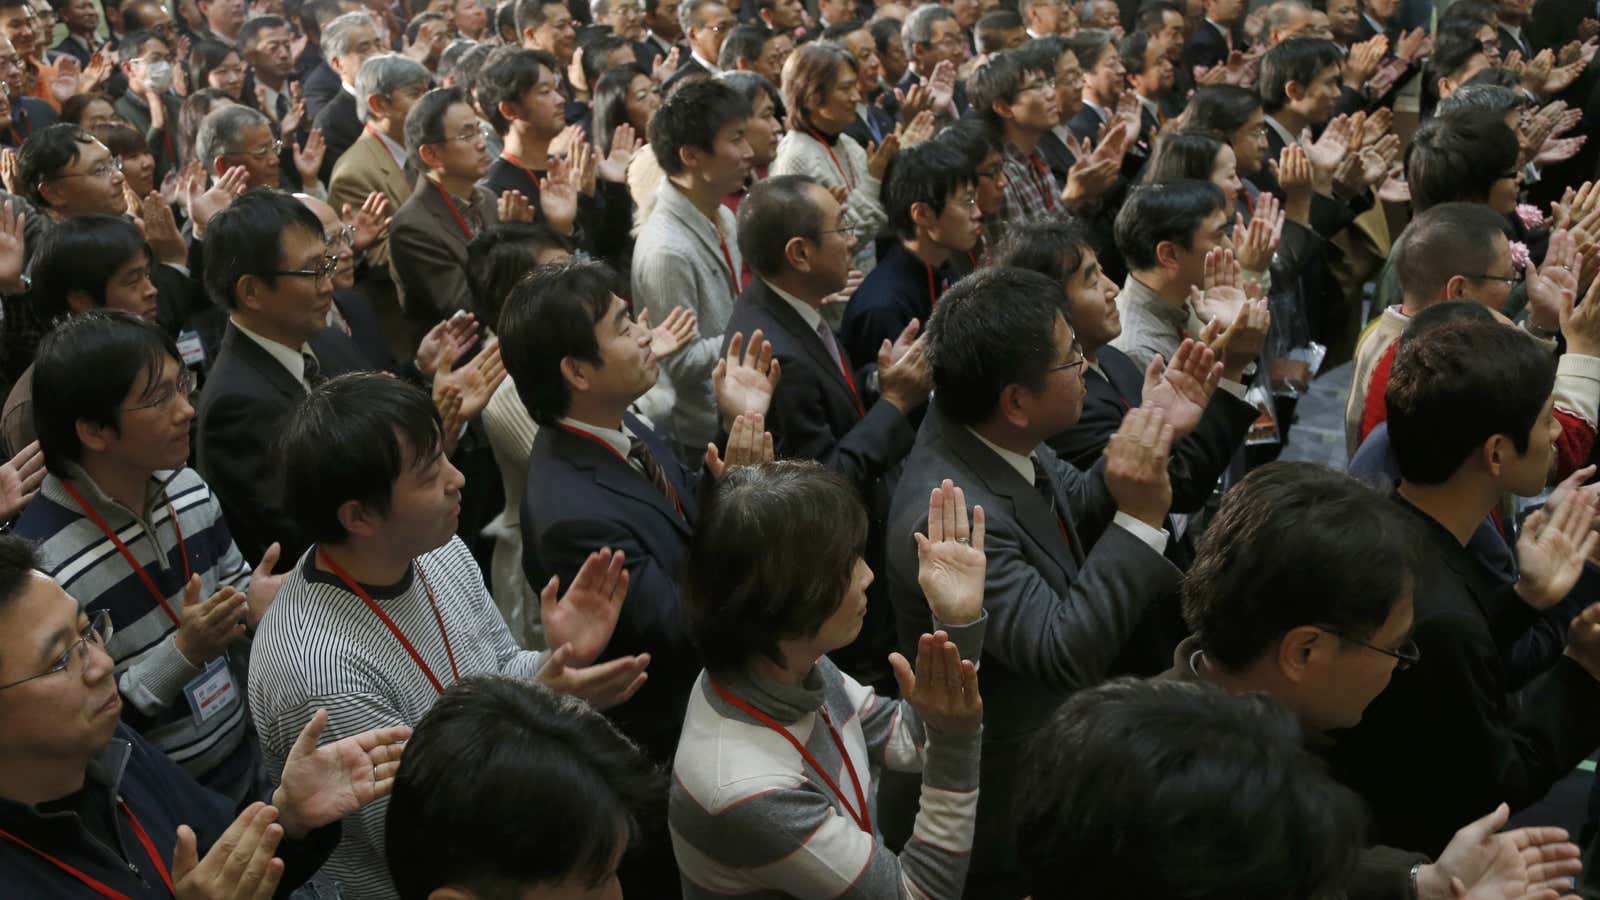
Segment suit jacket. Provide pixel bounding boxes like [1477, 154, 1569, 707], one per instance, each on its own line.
[1036, 128, 1131, 285]
[896, 66, 970, 118]
[520, 413, 702, 762]
[328, 129, 414, 275]
[388, 176, 499, 327]
[843, 104, 896, 150]
[1181, 19, 1235, 75]
[112, 91, 183, 183]
[1327, 495, 1600, 856]
[662, 54, 712, 90]
[311, 90, 361, 185]
[885, 403, 1182, 894]
[195, 322, 370, 563]
[301, 62, 342, 122]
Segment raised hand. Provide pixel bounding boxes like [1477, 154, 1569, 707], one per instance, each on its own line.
[292, 129, 325, 188]
[414, 313, 480, 379]
[1344, 36, 1384, 86]
[343, 192, 393, 253]
[172, 803, 285, 900]
[433, 338, 508, 423]
[1138, 339, 1222, 439]
[534, 642, 650, 710]
[636, 305, 698, 359]
[704, 411, 774, 478]
[500, 186, 536, 224]
[926, 60, 957, 113]
[896, 83, 932, 120]
[598, 123, 642, 183]
[189, 165, 251, 232]
[1361, 106, 1393, 149]
[434, 386, 466, 457]
[1528, 228, 1581, 339]
[1561, 246, 1600, 358]
[570, 139, 598, 197]
[651, 45, 680, 84]
[889, 631, 982, 735]
[713, 329, 781, 424]
[1515, 491, 1600, 610]
[1061, 154, 1119, 210]
[541, 547, 630, 665]
[174, 575, 249, 665]
[270, 710, 410, 838]
[820, 268, 865, 307]
[1302, 115, 1352, 173]
[1426, 803, 1582, 900]
[0, 439, 44, 521]
[895, 109, 936, 147]
[1535, 137, 1585, 168]
[50, 56, 81, 104]
[244, 543, 283, 628]
[1201, 293, 1269, 381]
[1103, 406, 1175, 529]
[0, 197, 23, 295]
[1395, 27, 1430, 62]
[537, 158, 577, 234]
[142, 192, 187, 265]
[878, 330, 932, 412]
[0, 147, 18, 196]
[915, 480, 986, 625]
[1233, 194, 1284, 272]
[866, 132, 900, 180]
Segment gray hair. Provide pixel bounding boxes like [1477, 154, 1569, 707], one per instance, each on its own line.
[678, 0, 722, 37]
[1262, 0, 1311, 34]
[355, 53, 431, 122]
[194, 105, 271, 170]
[590, 0, 612, 17]
[901, 4, 955, 56]
[1437, 83, 1530, 117]
[322, 11, 377, 58]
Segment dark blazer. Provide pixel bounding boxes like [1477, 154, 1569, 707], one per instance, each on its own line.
[1181, 19, 1235, 75]
[519, 413, 702, 763]
[839, 242, 944, 367]
[481, 156, 634, 273]
[896, 66, 970, 118]
[1036, 128, 1131, 285]
[312, 89, 361, 185]
[661, 54, 713, 90]
[388, 176, 499, 327]
[1327, 496, 1600, 856]
[843, 103, 896, 150]
[1064, 103, 1105, 145]
[301, 62, 342, 121]
[112, 91, 183, 183]
[195, 321, 370, 563]
[884, 403, 1183, 895]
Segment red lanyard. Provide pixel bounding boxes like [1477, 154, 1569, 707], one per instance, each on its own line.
[61, 481, 190, 625]
[713, 224, 740, 298]
[498, 150, 543, 189]
[0, 801, 176, 899]
[1029, 154, 1055, 210]
[710, 679, 872, 834]
[924, 261, 939, 310]
[432, 181, 475, 240]
[317, 549, 459, 694]
[807, 129, 855, 190]
[557, 424, 685, 516]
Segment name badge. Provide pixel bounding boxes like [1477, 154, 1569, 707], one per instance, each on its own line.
[183, 656, 238, 726]
[177, 330, 206, 368]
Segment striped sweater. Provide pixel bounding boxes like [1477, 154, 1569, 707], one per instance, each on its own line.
[11, 466, 260, 804]
[670, 617, 985, 899]
[247, 536, 543, 900]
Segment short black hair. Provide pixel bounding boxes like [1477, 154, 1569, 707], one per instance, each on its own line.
[1064, 29, 1114, 71]
[239, 12, 289, 46]
[928, 267, 1065, 425]
[403, 86, 471, 169]
[202, 188, 326, 310]
[885, 138, 975, 240]
[1134, 0, 1181, 31]
[514, 0, 565, 33]
[278, 373, 444, 544]
[443, 41, 494, 92]
[29, 214, 151, 323]
[1393, 202, 1511, 304]
[1114, 181, 1226, 271]
[476, 47, 561, 135]
[497, 258, 623, 426]
[579, 32, 630, 87]
[17, 124, 98, 206]
[967, 48, 1048, 128]
[682, 461, 869, 674]
[467, 221, 571, 326]
[1017, 678, 1367, 900]
[1387, 316, 1555, 485]
[120, 28, 170, 60]
[1143, 131, 1226, 185]
[60, 91, 116, 129]
[0, 534, 39, 620]
[820, 18, 864, 42]
[100, 123, 150, 159]
[1183, 84, 1261, 135]
[1405, 109, 1517, 213]
[974, 9, 1023, 54]
[717, 22, 769, 69]
[1429, 30, 1486, 84]
[736, 174, 826, 278]
[993, 216, 1097, 291]
[937, 116, 1002, 172]
[1183, 461, 1419, 669]
[649, 78, 750, 176]
[386, 676, 659, 900]
[868, 16, 901, 55]
[1258, 36, 1342, 113]
[32, 310, 179, 476]
[1118, 28, 1155, 76]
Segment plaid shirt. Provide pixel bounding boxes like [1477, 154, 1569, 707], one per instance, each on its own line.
[1000, 141, 1062, 225]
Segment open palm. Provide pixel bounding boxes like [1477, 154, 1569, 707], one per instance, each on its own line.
[915, 480, 986, 626]
[541, 548, 629, 666]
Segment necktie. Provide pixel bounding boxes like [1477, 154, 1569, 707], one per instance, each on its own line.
[816, 320, 865, 416]
[275, 90, 289, 124]
[1032, 457, 1071, 549]
[628, 435, 682, 515]
[302, 352, 325, 388]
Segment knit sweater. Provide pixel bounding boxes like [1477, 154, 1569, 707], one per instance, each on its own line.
[770, 129, 885, 276]
[11, 466, 260, 804]
[670, 617, 985, 898]
[247, 536, 543, 900]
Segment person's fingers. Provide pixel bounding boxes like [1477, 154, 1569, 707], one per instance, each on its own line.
[952, 484, 970, 543]
[725, 331, 745, 366]
[939, 478, 957, 543]
[889, 651, 916, 697]
[217, 804, 273, 885]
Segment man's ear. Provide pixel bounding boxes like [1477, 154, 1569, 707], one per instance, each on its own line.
[990, 96, 1015, 123]
[908, 199, 936, 234]
[559, 355, 592, 393]
[1153, 238, 1181, 270]
[1436, 75, 1456, 99]
[1482, 433, 1509, 476]
[1443, 274, 1470, 300]
[336, 497, 383, 540]
[995, 381, 1032, 430]
[520, 24, 539, 46]
[64, 289, 97, 315]
[1283, 78, 1307, 103]
[784, 234, 811, 272]
[75, 417, 118, 454]
[1276, 625, 1324, 686]
[417, 141, 444, 170]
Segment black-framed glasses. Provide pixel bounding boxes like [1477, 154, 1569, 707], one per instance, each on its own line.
[1047, 343, 1086, 376]
[275, 255, 340, 281]
[0, 610, 114, 691]
[1320, 626, 1420, 671]
[125, 369, 196, 413]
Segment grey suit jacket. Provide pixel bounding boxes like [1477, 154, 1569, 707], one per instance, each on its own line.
[884, 403, 1183, 895]
[328, 130, 414, 275]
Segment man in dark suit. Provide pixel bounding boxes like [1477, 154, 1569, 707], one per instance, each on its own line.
[727, 175, 930, 682]
[1328, 318, 1600, 857]
[196, 191, 372, 564]
[884, 266, 1182, 898]
[388, 87, 499, 331]
[304, 10, 382, 123]
[1181, 0, 1245, 74]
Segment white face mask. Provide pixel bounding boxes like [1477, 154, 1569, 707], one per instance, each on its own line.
[142, 60, 172, 91]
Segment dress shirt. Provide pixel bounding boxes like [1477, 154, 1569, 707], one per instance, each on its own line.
[766, 280, 825, 332]
[1204, 17, 1232, 50]
[1265, 114, 1297, 149]
[372, 127, 407, 169]
[229, 317, 319, 389]
[557, 416, 645, 476]
[1000, 140, 1060, 223]
[691, 52, 722, 74]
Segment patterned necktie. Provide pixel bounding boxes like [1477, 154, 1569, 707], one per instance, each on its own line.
[815, 320, 864, 416]
[302, 352, 326, 389]
[628, 435, 682, 515]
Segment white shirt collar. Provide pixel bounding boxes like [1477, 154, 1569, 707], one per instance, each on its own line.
[1265, 114, 1297, 148]
[1137, 93, 1159, 119]
[370, 126, 407, 169]
[691, 52, 722, 74]
[765, 279, 824, 332]
[1081, 98, 1108, 121]
[230, 317, 317, 389]
[965, 427, 1037, 483]
[341, 80, 358, 98]
[557, 416, 634, 460]
[259, 80, 285, 109]
[1362, 11, 1387, 33]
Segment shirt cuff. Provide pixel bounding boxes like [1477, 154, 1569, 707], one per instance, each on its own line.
[1554, 352, 1600, 427]
[1217, 377, 1249, 400]
[162, 262, 190, 276]
[1113, 511, 1169, 554]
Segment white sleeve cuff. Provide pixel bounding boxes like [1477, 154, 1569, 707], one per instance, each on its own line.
[1217, 377, 1249, 400]
[1554, 352, 1600, 427]
[1113, 511, 1170, 554]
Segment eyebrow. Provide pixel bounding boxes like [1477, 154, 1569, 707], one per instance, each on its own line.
[37, 622, 74, 664]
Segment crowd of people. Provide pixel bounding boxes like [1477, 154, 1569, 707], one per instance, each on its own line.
[0, 0, 1599, 894]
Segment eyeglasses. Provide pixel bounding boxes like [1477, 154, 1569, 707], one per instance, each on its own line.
[1020, 78, 1058, 94]
[325, 224, 356, 248]
[125, 369, 196, 413]
[50, 156, 122, 181]
[0, 53, 22, 71]
[1319, 627, 1420, 672]
[229, 138, 283, 161]
[275, 255, 341, 282]
[1466, 271, 1523, 286]
[432, 127, 486, 146]
[0, 611, 114, 692]
[1047, 343, 1086, 376]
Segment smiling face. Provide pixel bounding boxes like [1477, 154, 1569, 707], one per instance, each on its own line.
[39, 136, 127, 217]
[568, 294, 660, 409]
[809, 58, 860, 133]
